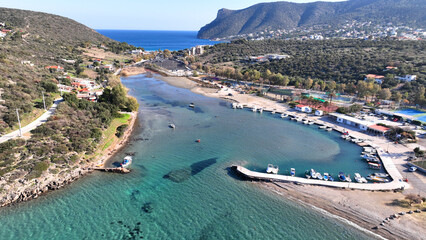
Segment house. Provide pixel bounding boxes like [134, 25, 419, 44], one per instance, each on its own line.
[93, 59, 102, 63]
[295, 104, 312, 113]
[315, 110, 324, 116]
[385, 66, 398, 71]
[329, 113, 391, 135]
[365, 74, 385, 84]
[0, 32, 6, 38]
[188, 45, 205, 56]
[397, 75, 417, 82]
[329, 113, 370, 131]
[102, 65, 114, 71]
[45, 66, 64, 71]
[131, 49, 144, 55]
[368, 124, 390, 136]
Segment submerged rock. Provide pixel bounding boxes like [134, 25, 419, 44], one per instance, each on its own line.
[141, 202, 153, 213]
[163, 168, 191, 183]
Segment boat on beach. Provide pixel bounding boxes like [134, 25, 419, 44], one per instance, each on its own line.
[354, 173, 367, 183]
[121, 156, 133, 168]
[290, 168, 296, 177]
[266, 164, 279, 174]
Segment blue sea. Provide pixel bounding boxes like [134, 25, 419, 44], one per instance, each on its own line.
[96, 30, 224, 51]
[0, 74, 383, 239]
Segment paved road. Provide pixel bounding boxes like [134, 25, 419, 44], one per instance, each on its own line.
[0, 98, 63, 144]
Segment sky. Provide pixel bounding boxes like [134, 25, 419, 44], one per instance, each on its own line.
[0, 0, 345, 31]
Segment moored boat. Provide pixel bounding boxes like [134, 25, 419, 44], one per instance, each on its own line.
[366, 175, 389, 183]
[326, 127, 333, 131]
[189, 103, 195, 108]
[168, 123, 176, 129]
[316, 172, 323, 180]
[310, 169, 317, 179]
[121, 156, 133, 168]
[266, 164, 279, 174]
[338, 172, 351, 182]
[232, 103, 237, 109]
[368, 162, 381, 169]
[281, 113, 288, 118]
[323, 173, 329, 181]
[290, 168, 296, 177]
[354, 173, 367, 183]
[258, 108, 263, 113]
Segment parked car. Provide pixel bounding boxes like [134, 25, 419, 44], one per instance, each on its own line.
[409, 166, 417, 172]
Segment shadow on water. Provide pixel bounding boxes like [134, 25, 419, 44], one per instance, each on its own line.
[188, 106, 204, 113]
[163, 157, 218, 183]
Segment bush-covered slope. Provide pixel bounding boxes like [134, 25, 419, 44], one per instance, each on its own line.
[198, 0, 426, 39]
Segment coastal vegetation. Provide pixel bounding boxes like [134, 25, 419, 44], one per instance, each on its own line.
[184, 39, 426, 107]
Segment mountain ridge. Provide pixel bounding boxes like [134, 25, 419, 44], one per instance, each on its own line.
[197, 0, 426, 39]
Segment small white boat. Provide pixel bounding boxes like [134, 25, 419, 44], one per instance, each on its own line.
[296, 118, 302, 122]
[281, 113, 288, 118]
[323, 173, 329, 181]
[252, 107, 257, 112]
[258, 108, 263, 113]
[319, 125, 327, 129]
[354, 173, 367, 183]
[232, 103, 237, 109]
[366, 175, 389, 182]
[373, 173, 389, 178]
[271, 111, 276, 115]
[121, 156, 133, 168]
[316, 172, 323, 180]
[308, 121, 314, 125]
[326, 127, 333, 131]
[189, 103, 195, 108]
[168, 123, 176, 129]
[290, 168, 295, 177]
[368, 162, 381, 169]
[341, 134, 349, 139]
[303, 120, 309, 124]
[266, 164, 279, 174]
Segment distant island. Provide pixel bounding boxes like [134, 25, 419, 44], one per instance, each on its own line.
[197, 0, 426, 40]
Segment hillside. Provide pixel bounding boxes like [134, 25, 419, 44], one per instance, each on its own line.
[197, 0, 426, 39]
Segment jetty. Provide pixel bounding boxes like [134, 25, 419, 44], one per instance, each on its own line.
[92, 167, 130, 174]
[234, 149, 408, 191]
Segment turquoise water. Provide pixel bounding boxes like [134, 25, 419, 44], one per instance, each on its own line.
[0, 74, 380, 239]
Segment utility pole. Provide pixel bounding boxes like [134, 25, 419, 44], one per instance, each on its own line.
[42, 91, 47, 111]
[16, 109, 22, 137]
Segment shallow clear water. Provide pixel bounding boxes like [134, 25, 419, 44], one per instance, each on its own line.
[0, 75, 380, 239]
[96, 30, 224, 51]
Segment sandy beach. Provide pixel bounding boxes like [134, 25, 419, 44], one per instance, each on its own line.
[153, 74, 426, 240]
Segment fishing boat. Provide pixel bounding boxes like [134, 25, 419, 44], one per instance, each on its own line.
[168, 123, 176, 129]
[338, 172, 351, 182]
[266, 164, 279, 174]
[232, 103, 237, 109]
[323, 173, 329, 181]
[368, 162, 381, 169]
[310, 169, 317, 179]
[328, 174, 335, 181]
[237, 104, 244, 109]
[296, 118, 302, 122]
[303, 120, 309, 124]
[121, 156, 133, 168]
[326, 127, 333, 131]
[319, 125, 327, 129]
[308, 121, 314, 125]
[251, 107, 257, 112]
[281, 113, 288, 118]
[189, 103, 195, 108]
[258, 108, 263, 113]
[354, 173, 367, 183]
[372, 173, 389, 178]
[341, 135, 350, 139]
[316, 172, 323, 180]
[305, 170, 310, 178]
[366, 175, 389, 183]
[365, 158, 380, 163]
[361, 154, 378, 161]
[290, 168, 296, 177]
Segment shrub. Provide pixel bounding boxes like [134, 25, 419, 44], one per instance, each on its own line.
[115, 124, 128, 138]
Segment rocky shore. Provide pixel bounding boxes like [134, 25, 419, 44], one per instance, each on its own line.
[0, 167, 93, 207]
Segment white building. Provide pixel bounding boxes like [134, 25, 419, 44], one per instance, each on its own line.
[365, 74, 385, 84]
[315, 110, 324, 116]
[295, 105, 312, 113]
[397, 75, 417, 82]
[329, 113, 370, 131]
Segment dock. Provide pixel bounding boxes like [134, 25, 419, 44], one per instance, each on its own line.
[233, 164, 407, 191]
[92, 167, 130, 173]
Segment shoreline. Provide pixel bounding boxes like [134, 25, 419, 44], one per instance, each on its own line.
[147, 72, 426, 240]
[0, 105, 138, 209]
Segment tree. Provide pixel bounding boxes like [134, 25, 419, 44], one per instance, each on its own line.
[378, 88, 391, 100]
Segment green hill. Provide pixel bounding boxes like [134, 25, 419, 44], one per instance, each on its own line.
[198, 0, 426, 39]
